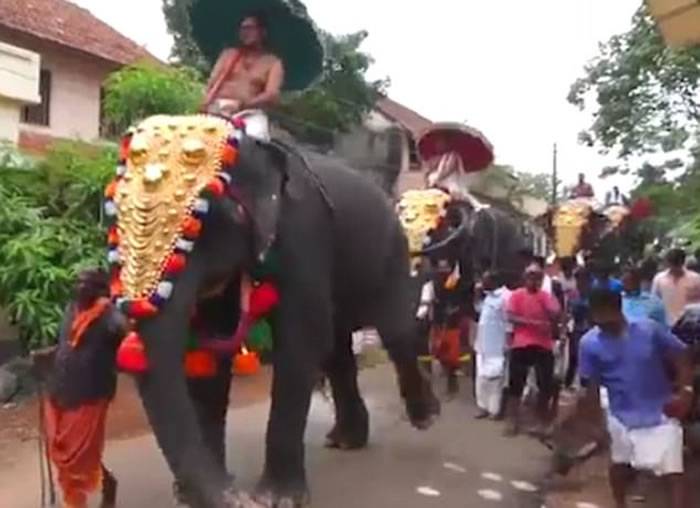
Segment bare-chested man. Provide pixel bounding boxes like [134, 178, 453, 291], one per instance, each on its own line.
[203, 13, 284, 121]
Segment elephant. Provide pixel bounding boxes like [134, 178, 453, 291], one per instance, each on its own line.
[397, 190, 528, 391]
[538, 199, 646, 266]
[107, 115, 439, 508]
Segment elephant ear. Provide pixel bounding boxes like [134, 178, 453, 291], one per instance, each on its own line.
[230, 138, 288, 263]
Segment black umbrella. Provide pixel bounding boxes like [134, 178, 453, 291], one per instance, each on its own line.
[189, 0, 324, 91]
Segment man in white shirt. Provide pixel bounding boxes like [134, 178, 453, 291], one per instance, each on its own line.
[652, 249, 700, 326]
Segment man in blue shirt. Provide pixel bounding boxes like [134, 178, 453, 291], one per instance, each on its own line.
[590, 260, 623, 294]
[577, 288, 693, 508]
[621, 266, 667, 326]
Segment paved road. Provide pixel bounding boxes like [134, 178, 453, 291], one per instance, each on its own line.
[0, 365, 550, 507]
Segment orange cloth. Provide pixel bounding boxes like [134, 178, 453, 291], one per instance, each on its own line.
[44, 398, 109, 507]
[431, 326, 461, 369]
[69, 298, 110, 348]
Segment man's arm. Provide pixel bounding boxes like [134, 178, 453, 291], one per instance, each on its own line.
[654, 324, 694, 418]
[243, 59, 284, 110]
[206, 49, 235, 93]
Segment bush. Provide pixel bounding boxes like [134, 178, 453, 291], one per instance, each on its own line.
[0, 142, 114, 350]
[103, 63, 204, 132]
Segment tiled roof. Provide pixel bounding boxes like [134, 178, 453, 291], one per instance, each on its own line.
[376, 97, 432, 138]
[0, 0, 158, 65]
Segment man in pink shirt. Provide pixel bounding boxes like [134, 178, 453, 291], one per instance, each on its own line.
[505, 264, 561, 436]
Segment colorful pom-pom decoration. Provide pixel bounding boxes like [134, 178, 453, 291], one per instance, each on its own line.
[205, 178, 226, 197]
[175, 239, 195, 253]
[128, 299, 158, 319]
[116, 164, 127, 178]
[182, 217, 202, 239]
[165, 254, 187, 275]
[156, 281, 174, 300]
[104, 201, 117, 217]
[184, 349, 218, 378]
[221, 144, 239, 167]
[119, 135, 132, 162]
[116, 332, 148, 374]
[105, 180, 118, 199]
[218, 172, 232, 185]
[233, 348, 260, 377]
[107, 227, 119, 247]
[249, 282, 280, 320]
[194, 198, 210, 215]
[107, 249, 121, 265]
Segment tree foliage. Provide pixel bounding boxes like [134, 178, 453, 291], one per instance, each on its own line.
[103, 64, 204, 133]
[272, 30, 388, 146]
[0, 143, 112, 350]
[569, 6, 700, 158]
[162, 0, 211, 73]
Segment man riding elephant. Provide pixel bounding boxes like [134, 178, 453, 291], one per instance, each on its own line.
[202, 11, 284, 141]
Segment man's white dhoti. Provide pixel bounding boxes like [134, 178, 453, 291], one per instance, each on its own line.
[607, 414, 684, 476]
[207, 102, 271, 142]
[475, 354, 505, 416]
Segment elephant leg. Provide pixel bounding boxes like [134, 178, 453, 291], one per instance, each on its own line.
[256, 296, 332, 507]
[372, 268, 440, 430]
[324, 327, 369, 450]
[188, 357, 233, 469]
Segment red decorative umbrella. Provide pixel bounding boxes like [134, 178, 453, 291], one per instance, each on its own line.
[417, 122, 495, 173]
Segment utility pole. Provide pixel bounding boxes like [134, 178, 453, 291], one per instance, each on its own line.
[551, 142, 558, 205]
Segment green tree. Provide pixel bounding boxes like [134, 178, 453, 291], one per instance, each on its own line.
[272, 30, 388, 146]
[569, 6, 700, 159]
[103, 64, 204, 133]
[162, 0, 210, 72]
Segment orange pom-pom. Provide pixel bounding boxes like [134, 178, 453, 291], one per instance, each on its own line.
[233, 350, 260, 376]
[119, 135, 132, 161]
[206, 178, 225, 197]
[129, 299, 158, 319]
[107, 227, 119, 246]
[184, 349, 218, 378]
[116, 332, 149, 374]
[182, 216, 202, 239]
[110, 275, 123, 298]
[104, 180, 118, 199]
[165, 253, 187, 274]
[221, 144, 239, 167]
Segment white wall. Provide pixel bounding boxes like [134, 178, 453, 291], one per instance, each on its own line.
[0, 28, 116, 141]
[0, 41, 39, 143]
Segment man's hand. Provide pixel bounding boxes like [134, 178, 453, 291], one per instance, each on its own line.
[663, 389, 694, 420]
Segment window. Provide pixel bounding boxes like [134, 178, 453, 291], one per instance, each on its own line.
[408, 138, 421, 171]
[22, 69, 52, 126]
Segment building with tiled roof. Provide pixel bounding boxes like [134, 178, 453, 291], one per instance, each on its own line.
[0, 0, 159, 150]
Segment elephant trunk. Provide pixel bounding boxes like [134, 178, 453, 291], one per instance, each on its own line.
[136, 260, 230, 508]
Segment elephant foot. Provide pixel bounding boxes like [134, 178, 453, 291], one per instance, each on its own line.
[324, 422, 368, 450]
[253, 489, 310, 508]
[398, 365, 440, 430]
[254, 477, 310, 508]
[224, 489, 268, 508]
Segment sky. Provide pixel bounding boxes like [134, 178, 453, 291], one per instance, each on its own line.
[74, 0, 642, 191]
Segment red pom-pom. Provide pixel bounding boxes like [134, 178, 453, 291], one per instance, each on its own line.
[630, 197, 653, 220]
[119, 135, 132, 161]
[249, 282, 280, 320]
[232, 118, 246, 130]
[184, 349, 218, 378]
[206, 178, 225, 197]
[182, 216, 202, 239]
[110, 275, 123, 298]
[107, 226, 119, 247]
[221, 144, 239, 167]
[129, 299, 158, 319]
[165, 253, 187, 274]
[233, 350, 260, 376]
[105, 180, 118, 199]
[116, 332, 149, 374]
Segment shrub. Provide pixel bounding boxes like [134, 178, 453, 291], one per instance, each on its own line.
[0, 142, 114, 350]
[103, 63, 204, 132]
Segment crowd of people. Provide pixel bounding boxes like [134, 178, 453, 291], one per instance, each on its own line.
[467, 247, 700, 507]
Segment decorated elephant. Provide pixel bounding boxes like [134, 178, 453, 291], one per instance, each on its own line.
[104, 114, 439, 508]
[539, 197, 652, 266]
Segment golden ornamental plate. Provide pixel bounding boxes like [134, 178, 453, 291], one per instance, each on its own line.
[397, 189, 452, 265]
[114, 115, 235, 299]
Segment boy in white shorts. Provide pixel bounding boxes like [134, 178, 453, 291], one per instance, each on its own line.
[576, 288, 693, 508]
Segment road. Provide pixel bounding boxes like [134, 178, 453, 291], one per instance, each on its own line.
[0, 365, 552, 507]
